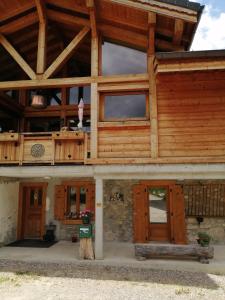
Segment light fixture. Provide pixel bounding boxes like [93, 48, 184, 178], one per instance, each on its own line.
[31, 90, 47, 109]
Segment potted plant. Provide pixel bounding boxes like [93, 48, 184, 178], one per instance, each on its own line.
[197, 232, 211, 247]
[79, 209, 93, 224]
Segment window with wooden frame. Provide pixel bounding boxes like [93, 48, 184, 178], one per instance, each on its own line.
[101, 40, 147, 75]
[99, 92, 149, 122]
[54, 181, 95, 224]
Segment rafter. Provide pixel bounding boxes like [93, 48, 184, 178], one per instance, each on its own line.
[0, 12, 38, 35]
[42, 26, 90, 79]
[0, 34, 36, 80]
[173, 19, 184, 46]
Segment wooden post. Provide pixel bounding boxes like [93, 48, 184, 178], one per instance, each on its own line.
[148, 12, 158, 159]
[35, 0, 47, 75]
[88, 0, 99, 159]
[79, 238, 94, 260]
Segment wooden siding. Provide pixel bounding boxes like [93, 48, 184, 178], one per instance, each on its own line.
[98, 124, 151, 158]
[157, 71, 225, 158]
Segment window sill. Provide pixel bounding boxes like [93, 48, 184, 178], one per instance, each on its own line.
[98, 120, 150, 128]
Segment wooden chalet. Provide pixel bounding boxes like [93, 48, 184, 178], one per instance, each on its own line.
[0, 0, 225, 259]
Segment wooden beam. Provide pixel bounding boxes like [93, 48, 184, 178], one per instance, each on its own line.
[105, 0, 197, 23]
[148, 12, 158, 159]
[35, 0, 46, 24]
[43, 26, 90, 79]
[90, 83, 98, 159]
[155, 60, 225, 73]
[0, 12, 39, 35]
[0, 74, 148, 90]
[35, 0, 47, 74]
[0, 92, 24, 117]
[0, 34, 36, 80]
[86, 0, 97, 39]
[36, 22, 47, 74]
[173, 19, 184, 45]
[47, 9, 90, 28]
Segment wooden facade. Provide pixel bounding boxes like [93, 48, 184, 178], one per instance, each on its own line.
[1, 1, 225, 250]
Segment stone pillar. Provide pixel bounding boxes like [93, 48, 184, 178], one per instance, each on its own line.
[95, 178, 103, 259]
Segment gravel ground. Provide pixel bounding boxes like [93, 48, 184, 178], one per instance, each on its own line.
[0, 264, 225, 300]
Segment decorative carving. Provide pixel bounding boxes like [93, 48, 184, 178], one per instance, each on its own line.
[31, 144, 45, 158]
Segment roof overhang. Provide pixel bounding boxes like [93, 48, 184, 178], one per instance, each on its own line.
[155, 50, 225, 73]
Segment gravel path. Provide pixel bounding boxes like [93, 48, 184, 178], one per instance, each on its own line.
[0, 263, 225, 300]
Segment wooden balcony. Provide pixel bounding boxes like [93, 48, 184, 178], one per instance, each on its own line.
[0, 131, 90, 165]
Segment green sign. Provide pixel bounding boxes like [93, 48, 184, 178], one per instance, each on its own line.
[79, 224, 92, 238]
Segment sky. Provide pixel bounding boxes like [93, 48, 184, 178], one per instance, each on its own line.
[191, 0, 225, 50]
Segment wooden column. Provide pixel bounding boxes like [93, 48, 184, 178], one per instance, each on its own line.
[148, 12, 158, 159]
[88, 0, 99, 159]
[95, 178, 103, 259]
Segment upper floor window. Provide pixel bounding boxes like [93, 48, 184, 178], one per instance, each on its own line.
[100, 92, 149, 121]
[102, 41, 147, 75]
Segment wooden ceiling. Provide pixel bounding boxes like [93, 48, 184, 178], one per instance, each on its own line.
[0, 0, 200, 82]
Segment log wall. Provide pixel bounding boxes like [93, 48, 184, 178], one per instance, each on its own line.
[98, 124, 151, 158]
[157, 71, 225, 158]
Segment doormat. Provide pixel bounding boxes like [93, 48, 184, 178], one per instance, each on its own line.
[6, 239, 57, 248]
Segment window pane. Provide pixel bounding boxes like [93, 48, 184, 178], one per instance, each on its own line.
[67, 187, 77, 217]
[104, 94, 146, 119]
[68, 86, 90, 104]
[69, 87, 79, 104]
[83, 86, 90, 104]
[80, 187, 87, 212]
[102, 41, 147, 75]
[149, 188, 167, 223]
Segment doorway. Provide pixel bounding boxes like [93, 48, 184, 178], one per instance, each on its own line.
[18, 183, 47, 240]
[148, 185, 170, 242]
[133, 181, 186, 244]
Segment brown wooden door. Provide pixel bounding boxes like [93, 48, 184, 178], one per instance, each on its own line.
[21, 184, 46, 239]
[133, 184, 149, 243]
[170, 185, 187, 244]
[148, 185, 171, 242]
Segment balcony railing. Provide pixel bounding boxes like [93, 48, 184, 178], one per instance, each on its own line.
[0, 131, 90, 165]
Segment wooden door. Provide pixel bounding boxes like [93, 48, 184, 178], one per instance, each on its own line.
[133, 181, 187, 244]
[133, 184, 149, 243]
[148, 185, 171, 242]
[170, 185, 187, 244]
[18, 183, 47, 240]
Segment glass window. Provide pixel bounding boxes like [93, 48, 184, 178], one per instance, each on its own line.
[67, 187, 77, 217]
[68, 86, 90, 105]
[149, 188, 168, 224]
[80, 187, 87, 212]
[66, 185, 87, 219]
[103, 94, 147, 120]
[102, 41, 147, 75]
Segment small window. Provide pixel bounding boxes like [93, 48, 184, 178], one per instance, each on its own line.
[102, 41, 147, 75]
[65, 185, 87, 219]
[68, 86, 90, 104]
[100, 93, 148, 121]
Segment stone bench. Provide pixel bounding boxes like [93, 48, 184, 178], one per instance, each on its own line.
[134, 243, 214, 264]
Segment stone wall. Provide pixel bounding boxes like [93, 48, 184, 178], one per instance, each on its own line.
[0, 179, 19, 245]
[186, 217, 225, 244]
[103, 180, 136, 242]
[182, 180, 225, 244]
